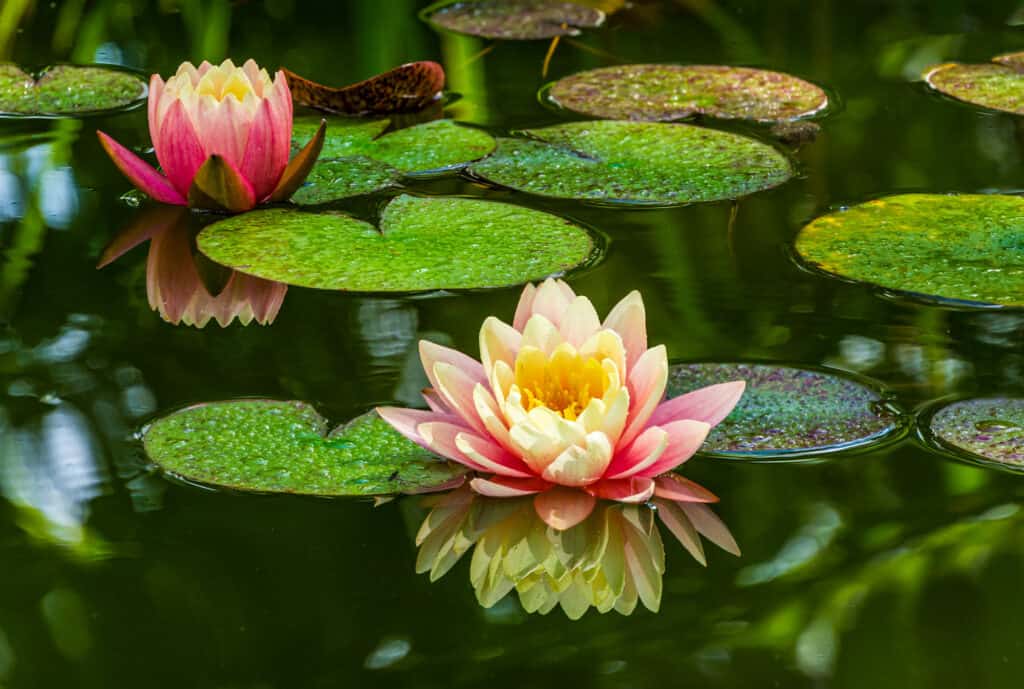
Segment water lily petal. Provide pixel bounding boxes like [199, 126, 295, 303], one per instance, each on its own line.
[455, 432, 533, 478]
[268, 118, 325, 203]
[603, 290, 647, 370]
[433, 361, 489, 435]
[148, 74, 166, 141]
[530, 278, 575, 327]
[681, 503, 740, 556]
[653, 473, 718, 503]
[534, 487, 596, 530]
[652, 498, 706, 566]
[417, 421, 484, 470]
[96, 131, 186, 205]
[605, 425, 668, 479]
[540, 431, 613, 486]
[637, 420, 711, 477]
[585, 477, 655, 503]
[376, 406, 452, 449]
[470, 475, 552, 497]
[239, 97, 288, 201]
[648, 380, 746, 428]
[620, 344, 669, 446]
[513, 283, 538, 331]
[187, 154, 257, 212]
[561, 296, 602, 348]
[479, 316, 522, 374]
[154, 99, 207, 197]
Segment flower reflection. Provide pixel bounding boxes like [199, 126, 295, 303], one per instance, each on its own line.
[99, 206, 287, 327]
[415, 485, 739, 619]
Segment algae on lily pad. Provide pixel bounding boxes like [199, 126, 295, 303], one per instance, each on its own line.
[795, 194, 1024, 307]
[143, 400, 466, 496]
[547, 64, 829, 123]
[0, 64, 146, 117]
[197, 194, 595, 292]
[289, 117, 495, 204]
[468, 120, 792, 205]
[924, 53, 1024, 115]
[925, 398, 1024, 472]
[667, 363, 904, 459]
[424, 0, 605, 40]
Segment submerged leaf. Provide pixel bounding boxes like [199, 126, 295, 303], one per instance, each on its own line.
[424, 0, 605, 40]
[666, 363, 905, 459]
[143, 400, 467, 496]
[469, 120, 792, 205]
[795, 193, 1024, 307]
[196, 194, 596, 292]
[0, 63, 146, 117]
[547, 64, 828, 122]
[283, 62, 445, 115]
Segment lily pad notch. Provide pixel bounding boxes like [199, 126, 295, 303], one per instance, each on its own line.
[197, 194, 599, 292]
[142, 399, 468, 496]
[545, 64, 830, 123]
[666, 362, 906, 459]
[0, 63, 147, 117]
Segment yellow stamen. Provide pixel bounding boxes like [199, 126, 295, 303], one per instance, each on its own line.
[514, 345, 609, 421]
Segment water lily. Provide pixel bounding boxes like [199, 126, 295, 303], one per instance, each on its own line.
[97, 59, 325, 213]
[378, 279, 746, 533]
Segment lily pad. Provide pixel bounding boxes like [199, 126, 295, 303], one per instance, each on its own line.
[424, 0, 605, 40]
[143, 400, 466, 496]
[667, 363, 904, 459]
[795, 194, 1024, 308]
[468, 120, 792, 205]
[925, 398, 1024, 471]
[547, 64, 829, 122]
[197, 194, 596, 292]
[289, 118, 495, 204]
[0, 64, 146, 117]
[283, 62, 445, 115]
[923, 53, 1024, 114]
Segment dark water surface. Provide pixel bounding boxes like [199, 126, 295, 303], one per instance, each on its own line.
[5, 1, 1024, 687]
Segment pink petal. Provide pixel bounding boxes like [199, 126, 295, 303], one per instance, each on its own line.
[420, 340, 486, 389]
[470, 475, 552, 498]
[417, 422, 485, 471]
[533, 487, 596, 530]
[239, 97, 288, 201]
[513, 283, 538, 331]
[652, 498, 706, 565]
[681, 503, 741, 556]
[637, 420, 711, 477]
[529, 279, 573, 327]
[375, 407, 453, 450]
[423, 389, 449, 414]
[604, 425, 668, 479]
[454, 432, 533, 478]
[620, 345, 669, 447]
[560, 296, 602, 348]
[268, 71, 294, 165]
[585, 477, 655, 503]
[432, 362, 489, 435]
[153, 99, 206, 198]
[97, 131, 185, 205]
[648, 381, 746, 428]
[147, 74, 165, 142]
[146, 218, 200, 324]
[653, 474, 718, 503]
[194, 94, 249, 170]
[603, 290, 647, 370]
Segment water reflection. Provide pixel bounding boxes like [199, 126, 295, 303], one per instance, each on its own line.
[99, 207, 288, 328]
[415, 485, 739, 619]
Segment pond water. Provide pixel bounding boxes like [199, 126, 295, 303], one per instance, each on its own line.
[4, 1, 1024, 687]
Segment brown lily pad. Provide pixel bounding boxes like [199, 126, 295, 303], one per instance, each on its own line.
[424, 0, 605, 40]
[283, 62, 445, 115]
[923, 52, 1024, 115]
[547, 64, 829, 123]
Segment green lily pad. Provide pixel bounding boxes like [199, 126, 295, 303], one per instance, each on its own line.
[667, 363, 904, 459]
[197, 194, 596, 292]
[546, 64, 829, 123]
[143, 400, 467, 496]
[468, 121, 792, 205]
[289, 118, 496, 204]
[795, 194, 1024, 308]
[924, 53, 1024, 115]
[0, 64, 146, 117]
[423, 0, 605, 40]
[925, 398, 1024, 472]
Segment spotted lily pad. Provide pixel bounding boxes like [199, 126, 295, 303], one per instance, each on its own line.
[0, 64, 146, 117]
[667, 363, 904, 459]
[925, 398, 1024, 472]
[197, 194, 595, 292]
[142, 400, 466, 496]
[283, 62, 445, 115]
[547, 64, 829, 123]
[289, 118, 495, 204]
[924, 53, 1024, 114]
[795, 194, 1024, 308]
[468, 120, 792, 205]
[424, 0, 605, 40]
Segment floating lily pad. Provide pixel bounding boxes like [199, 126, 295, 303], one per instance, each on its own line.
[468, 121, 792, 205]
[667, 363, 904, 459]
[197, 194, 595, 292]
[424, 0, 604, 40]
[143, 400, 467, 496]
[925, 398, 1024, 471]
[547, 64, 829, 122]
[289, 118, 495, 204]
[0, 64, 146, 117]
[922, 52, 1024, 114]
[283, 62, 445, 115]
[795, 194, 1024, 308]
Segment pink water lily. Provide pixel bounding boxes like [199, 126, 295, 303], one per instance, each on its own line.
[378, 279, 746, 533]
[97, 59, 325, 213]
